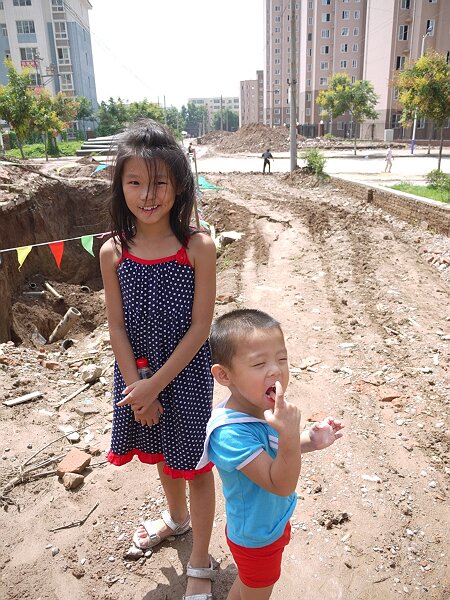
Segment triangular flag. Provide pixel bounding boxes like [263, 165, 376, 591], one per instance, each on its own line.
[81, 235, 95, 256]
[92, 164, 108, 175]
[17, 245, 32, 270]
[49, 241, 64, 268]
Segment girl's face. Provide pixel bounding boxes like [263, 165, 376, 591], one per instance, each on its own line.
[121, 156, 177, 226]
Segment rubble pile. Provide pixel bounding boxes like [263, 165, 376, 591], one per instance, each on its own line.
[199, 123, 294, 154]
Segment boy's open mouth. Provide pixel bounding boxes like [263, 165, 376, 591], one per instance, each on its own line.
[265, 385, 276, 399]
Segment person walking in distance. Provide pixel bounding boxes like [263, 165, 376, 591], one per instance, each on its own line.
[197, 309, 344, 599]
[100, 119, 217, 600]
[385, 144, 394, 173]
[262, 148, 274, 174]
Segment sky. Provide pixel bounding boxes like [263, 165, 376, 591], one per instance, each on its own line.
[88, 0, 264, 109]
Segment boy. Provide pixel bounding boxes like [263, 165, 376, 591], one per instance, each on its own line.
[262, 148, 274, 174]
[385, 144, 394, 173]
[197, 309, 344, 599]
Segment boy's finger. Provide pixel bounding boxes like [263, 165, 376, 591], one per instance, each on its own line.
[274, 381, 285, 407]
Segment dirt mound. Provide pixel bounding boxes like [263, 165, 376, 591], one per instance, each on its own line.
[200, 123, 295, 154]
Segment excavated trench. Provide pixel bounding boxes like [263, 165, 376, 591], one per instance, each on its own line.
[0, 166, 110, 344]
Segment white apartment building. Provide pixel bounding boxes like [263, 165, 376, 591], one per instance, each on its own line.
[264, 0, 450, 140]
[0, 0, 97, 111]
[188, 96, 240, 133]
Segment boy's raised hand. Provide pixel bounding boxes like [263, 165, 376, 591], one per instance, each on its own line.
[308, 417, 344, 450]
[264, 381, 301, 438]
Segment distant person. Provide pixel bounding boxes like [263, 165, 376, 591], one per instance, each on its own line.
[188, 142, 195, 161]
[385, 144, 394, 173]
[197, 308, 344, 600]
[262, 148, 274, 174]
[100, 119, 217, 600]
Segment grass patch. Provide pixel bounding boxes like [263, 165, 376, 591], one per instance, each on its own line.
[5, 140, 83, 159]
[389, 182, 450, 205]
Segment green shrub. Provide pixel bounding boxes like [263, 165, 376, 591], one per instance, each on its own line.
[302, 148, 327, 177]
[323, 133, 336, 140]
[426, 169, 450, 190]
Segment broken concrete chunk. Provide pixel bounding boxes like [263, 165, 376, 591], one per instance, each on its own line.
[62, 472, 85, 490]
[56, 448, 91, 477]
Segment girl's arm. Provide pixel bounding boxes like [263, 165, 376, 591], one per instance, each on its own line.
[122, 232, 216, 413]
[99, 238, 143, 387]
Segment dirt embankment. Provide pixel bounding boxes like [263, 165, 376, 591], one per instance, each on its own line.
[0, 166, 448, 600]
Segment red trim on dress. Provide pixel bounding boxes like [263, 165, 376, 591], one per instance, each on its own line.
[107, 449, 213, 480]
[117, 246, 193, 268]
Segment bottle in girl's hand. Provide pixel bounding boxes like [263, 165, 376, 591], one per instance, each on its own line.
[136, 357, 153, 379]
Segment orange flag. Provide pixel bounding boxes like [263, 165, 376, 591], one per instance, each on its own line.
[49, 241, 64, 268]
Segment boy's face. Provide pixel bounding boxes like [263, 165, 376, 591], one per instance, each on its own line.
[215, 327, 290, 418]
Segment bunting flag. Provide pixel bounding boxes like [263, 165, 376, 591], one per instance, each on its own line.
[198, 176, 220, 190]
[17, 246, 32, 270]
[81, 235, 95, 256]
[0, 231, 111, 271]
[92, 164, 109, 175]
[48, 241, 64, 268]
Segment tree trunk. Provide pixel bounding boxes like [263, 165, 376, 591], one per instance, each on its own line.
[17, 139, 25, 159]
[437, 126, 444, 171]
[353, 132, 357, 155]
[44, 131, 48, 162]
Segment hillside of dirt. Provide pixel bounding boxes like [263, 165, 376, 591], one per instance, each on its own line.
[0, 164, 449, 600]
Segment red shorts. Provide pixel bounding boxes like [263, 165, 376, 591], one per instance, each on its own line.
[226, 522, 291, 588]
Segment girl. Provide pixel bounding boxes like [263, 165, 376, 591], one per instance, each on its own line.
[100, 119, 217, 600]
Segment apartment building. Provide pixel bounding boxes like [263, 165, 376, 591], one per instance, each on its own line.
[189, 96, 240, 133]
[0, 0, 97, 111]
[264, 0, 450, 140]
[239, 70, 264, 126]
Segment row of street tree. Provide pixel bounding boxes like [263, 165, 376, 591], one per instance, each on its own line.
[317, 51, 449, 170]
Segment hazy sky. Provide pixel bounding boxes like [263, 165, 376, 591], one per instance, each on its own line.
[88, 0, 264, 109]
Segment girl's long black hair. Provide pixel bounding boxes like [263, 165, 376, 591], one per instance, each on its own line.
[109, 119, 195, 249]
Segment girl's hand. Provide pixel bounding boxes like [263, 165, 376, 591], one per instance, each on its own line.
[308, 417, 344, 450]
[117, 378, 159, 412]
[133, 399, 164, 427]
[264, 381, 301, 439]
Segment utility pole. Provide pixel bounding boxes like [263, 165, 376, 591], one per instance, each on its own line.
[289, 0, 298, 172]
[410, 25, 433, 154]
[220, 95, 223, 130]
[163, 95, 167, 125]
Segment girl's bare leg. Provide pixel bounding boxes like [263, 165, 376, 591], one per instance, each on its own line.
[185, 470, 215, 597]
[134, 462, 188, 546]
[227, 574, 274, 600]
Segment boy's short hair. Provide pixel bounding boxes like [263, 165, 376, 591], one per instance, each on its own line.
[210, 309, 282, 368]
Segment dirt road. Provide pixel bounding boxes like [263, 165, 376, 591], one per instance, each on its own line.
[0, 171, 448, 600]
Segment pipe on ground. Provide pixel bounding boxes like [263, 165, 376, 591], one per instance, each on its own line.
[48, 307, 81, 344]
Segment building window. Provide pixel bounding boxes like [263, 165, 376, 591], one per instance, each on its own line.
[401, 0, 410, 8]
[352, 43, 358, 51]
[353, 27, 359, 35]
[396, 55, 405, 69]
[337, 122, 344, 131]
[322, 13, 331, 22]
[342, 11, 349, 19]
[428, 0, 436, 3]
[340, 60, 348, 68]
[307, 48, 312, 56]
[52, 0, 64, 10]
[274, 27, 281, 32]
[322, 0, 331, 4]
[321, 29, 330, 38]
[54, 21, 68, 39]
[275, 16, 281, 22]
[274, 37, 281, 43]
[275, 48, 281, 54]
[341, 27, 349, 36]
[308, 32, 312, 41]
[426, 19, 435, 35]
[351, 75, 356, 83]
[1, 23, 7, 36]
[352, 59, 358, 68]
[306, 108, 311, 116]
[29, 73, 42, 86]
[19, 47, 37, 60]
[274, 108, 281, 114]
[354, 10, 360, 19]
[320, 61, 329, 69]
[274, 79, 280, 85]
[308, 1, 313, 8]
[341, 43, 348, 52]
[14, 0, 32, 5]
[306, 79, 311, 86]
[399, 25, 409, 40]
[320, 77, 328, 85]
[16, 20, 35, 34]
[306, 92, 312, 101]
[393, 87, 399, 100]
[321, 45, 330, 54]
[60, 73, 73, 90]
[0, 1, 4, 8]
[307, 63, 312, 71]
[275, 58, 281, 64]
[391, 113, 402, 128]
[274, 99, 280, 105]
[275, 69, 280, 74]
[417, 117, 426, 128]
[308, 16, 313, 25]
[274, 4, 281, 10]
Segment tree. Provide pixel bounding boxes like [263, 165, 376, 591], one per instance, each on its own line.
[74, 96, 94, 136]
[212, 109, 239, 132]
[0, 59, 34, 158]
[396, 51, 450, 171]
[165, 106, 184, 135]
[317, 73, 379, 155]
[31, 88, 65, 160]
[96, 97, 129, 136]
[127, 99, 164, 124]
[181, 102, 208, 137]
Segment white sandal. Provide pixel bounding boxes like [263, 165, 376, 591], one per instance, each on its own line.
[182, 557, 217, 600]
[132, 509, 191, 550]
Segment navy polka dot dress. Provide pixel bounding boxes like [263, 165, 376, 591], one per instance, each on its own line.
[107, 244, 214, 480]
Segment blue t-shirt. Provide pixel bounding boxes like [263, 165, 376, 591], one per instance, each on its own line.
[208, 411, 297, 548]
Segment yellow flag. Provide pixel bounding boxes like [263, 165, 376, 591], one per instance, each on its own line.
[17, 245, 32, 269]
